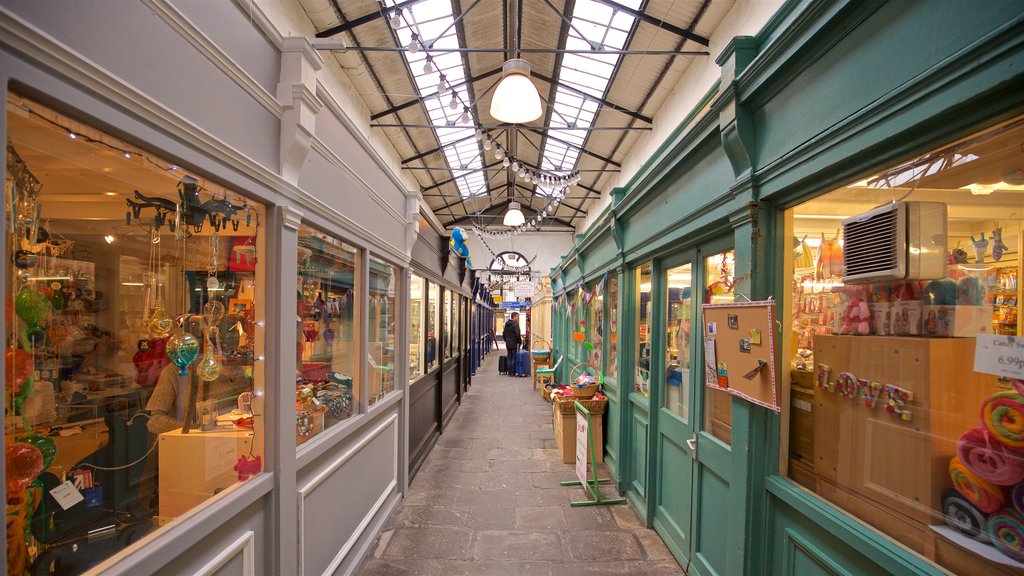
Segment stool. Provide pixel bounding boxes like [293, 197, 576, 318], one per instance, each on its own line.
[534, 355, 561, 391]
[533, 357, 551, 390]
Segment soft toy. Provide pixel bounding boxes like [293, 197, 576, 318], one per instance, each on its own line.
[971, 233, 989, 264]
[840, 297, 871, 335]
[992, 226, 1009, 261]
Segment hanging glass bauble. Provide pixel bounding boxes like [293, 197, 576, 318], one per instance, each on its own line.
[15, 290, 50, 328]
[148, 299, 173, 338]
[5, 348, 33, 394]
[17, 433, 56, 471]
[13, 250, 37, 269]
[302, 322, 319, 343]
[204, 300, 225, 327]
[49, 290, 65, 311]
[20, 327, 46, 348]
[6, 442, 43, 493]
[196, 350, 222, 382]
[323, 327, 335, 346]
[207, 276, 220, 290]
[166, 332, 199, 376]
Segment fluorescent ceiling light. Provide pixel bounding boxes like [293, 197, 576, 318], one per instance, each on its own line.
[961, 181, 1024, 195]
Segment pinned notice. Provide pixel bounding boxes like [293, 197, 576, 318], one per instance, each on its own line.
[974, 334, 1024, 379]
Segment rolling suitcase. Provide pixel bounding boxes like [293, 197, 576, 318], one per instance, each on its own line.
[515, 350, 531, 377]
[498, 355, 508, 374]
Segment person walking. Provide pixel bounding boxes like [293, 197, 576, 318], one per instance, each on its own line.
[502, 312, 523, 377]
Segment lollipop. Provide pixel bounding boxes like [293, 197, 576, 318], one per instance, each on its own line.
[17, 433, 56, 471]
[15, 290, 50, 328]
[5, 442, 43, 493]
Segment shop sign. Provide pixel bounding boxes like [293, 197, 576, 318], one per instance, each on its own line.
[493, 295, 502, 304]
[974, 334, 1024, 379]
[815, 364, 914, 421]
[515, 281, 534, 299]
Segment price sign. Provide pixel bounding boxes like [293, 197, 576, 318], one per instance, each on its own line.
[974, 334, 1024, 379]
[575, 411, 589, 486]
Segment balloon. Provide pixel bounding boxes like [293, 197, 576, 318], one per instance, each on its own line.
[17, 434, 56, 471]
[15, 290, 50, 328]
[166, 332, 199, 376]
[6, 442, 43, 493]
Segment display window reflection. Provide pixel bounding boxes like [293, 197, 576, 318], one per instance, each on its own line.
[369, 258, 395, 405]
[588, 284, 603, 372]
[665, 264, 692, 419]
[427, 282, 438, 370]
[782, 116, 1024, 573]
[635, 263, 653, 397]
[607, 276, 619, 380]
[444, 289, 453, 360]
[409, 274, 424, 381]
[703, 251, 734, 444]
[4, 94, 265, 573]
[296, 224, 359, 445]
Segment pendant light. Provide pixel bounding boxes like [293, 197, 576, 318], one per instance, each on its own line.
[489, 0, 542, 124]
[503, 201, 526, 226]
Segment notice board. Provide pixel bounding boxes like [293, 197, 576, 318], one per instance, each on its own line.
[702, 300, 780, 412]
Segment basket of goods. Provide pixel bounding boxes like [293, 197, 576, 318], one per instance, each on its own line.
[531, 338, 552, 361]
[556, 391, 608, 415]
[570, 363, 600, 399]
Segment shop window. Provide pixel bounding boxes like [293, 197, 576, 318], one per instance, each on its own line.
[409, 274, 424, 381]
[704, 251, 735, 444]
[635, 262, 653, 397]
[427, 282, 438, 370]
[782, 116, 1024, 573]
[4, 93, 266, 570]
[665, 263, 693, 419]
[296, 224, 359, 445]
[588, 283, 604, 374]
[444, 289, 453, 359]
[608, 275, 619, 380]
[369, 258, 396, 405]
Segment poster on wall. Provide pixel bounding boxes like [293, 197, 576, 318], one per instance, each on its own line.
[702, 300, 780, 412]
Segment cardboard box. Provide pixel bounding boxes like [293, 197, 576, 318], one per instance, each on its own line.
[789, 384, 814, 463]
[553, 404, 603, 464]
[890, 301, 922, 335]
[921, 305, 993, 337]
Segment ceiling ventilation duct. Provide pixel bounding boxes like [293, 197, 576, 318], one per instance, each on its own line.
[842, 201, 948, 283]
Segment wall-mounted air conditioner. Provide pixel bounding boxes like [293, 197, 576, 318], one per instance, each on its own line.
[842, 201, 947, 284]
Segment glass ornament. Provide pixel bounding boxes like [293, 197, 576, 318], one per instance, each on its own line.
[17, 433, 56, 471]
[204, 300, 225, 327]
[15, 290, 50, 328]
[166, 332, 200, 376]
[323, 327, 336, 346]
[196, 350, 222, 382]
[20, 327, 45, 348]
[5, 348, 33, 393]
[147, 299, 173, 338]
[207, 276, 220, 290]
[6, 442, 43, 493]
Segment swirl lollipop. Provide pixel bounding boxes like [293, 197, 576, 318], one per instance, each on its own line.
[15, 289, 50, 328]
[166, 332, 199, 376]
[6, 442, 43, 493]
[17, 433, 56, 471]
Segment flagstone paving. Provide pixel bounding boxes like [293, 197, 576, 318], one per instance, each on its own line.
[357, 350, 685, 575]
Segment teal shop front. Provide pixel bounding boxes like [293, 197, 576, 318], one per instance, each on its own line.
[550, 1, 1024, 575]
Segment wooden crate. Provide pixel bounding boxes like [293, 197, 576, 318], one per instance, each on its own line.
[553, 403, 603, 464]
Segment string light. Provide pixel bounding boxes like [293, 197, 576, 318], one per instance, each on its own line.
[459, 107, 470, 124]
[406, 33, 419, 53]
[423, 57, 433, 74]
[390, 9, 402, 29]
[448, 94, 459, 110]
[437, 73, 447, 95]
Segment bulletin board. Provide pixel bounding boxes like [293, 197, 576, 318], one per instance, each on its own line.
[702, 300, 780, 412]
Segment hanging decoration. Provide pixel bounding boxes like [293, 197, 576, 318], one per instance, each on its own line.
[166, 332, 199, 376]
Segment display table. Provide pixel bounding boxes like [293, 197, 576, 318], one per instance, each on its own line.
[158, 423, 253, 517]
[552, 403, 603, 464]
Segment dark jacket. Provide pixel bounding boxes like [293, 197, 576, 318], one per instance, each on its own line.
[502, 319, 522, 350]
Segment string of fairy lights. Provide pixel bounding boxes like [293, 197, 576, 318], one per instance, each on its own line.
[386, 4, 582, 234]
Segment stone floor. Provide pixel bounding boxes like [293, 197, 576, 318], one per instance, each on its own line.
[356, 349, 686, 576]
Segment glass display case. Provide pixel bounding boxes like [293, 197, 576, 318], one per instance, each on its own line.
[4, 93, 265, 573]
[296, 224, 359, 445]
[409, 274, 424, 381]
[368, 258, 395, 405]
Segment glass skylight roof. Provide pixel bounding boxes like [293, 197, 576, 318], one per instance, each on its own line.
[534, 0, 640, 197]
[386, 0, 485, 198]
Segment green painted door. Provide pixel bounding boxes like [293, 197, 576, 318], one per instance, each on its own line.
[624, 262, 653, 518]
[652, 250, 697, 563]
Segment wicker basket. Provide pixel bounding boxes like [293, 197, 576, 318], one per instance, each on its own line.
[531, 338, 551, 362]
[569, 363, 600, 399]
[556, 395, 608, 415]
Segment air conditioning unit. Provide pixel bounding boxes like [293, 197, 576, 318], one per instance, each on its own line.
[842, 201, 947, 283]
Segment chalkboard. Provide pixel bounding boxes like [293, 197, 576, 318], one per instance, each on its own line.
[702, 300, 780, 412]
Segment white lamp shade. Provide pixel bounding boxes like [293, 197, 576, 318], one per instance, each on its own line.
[503, 201, 526, 226]
[490, 60, 542, 124]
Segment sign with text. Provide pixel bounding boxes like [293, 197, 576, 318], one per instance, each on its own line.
[575, 412, 589, 485]
[974, 334, 1024, 379]
[515, 281, 534, 298]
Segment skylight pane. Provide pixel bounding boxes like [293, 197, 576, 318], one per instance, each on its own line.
[385, 0, 483, 197]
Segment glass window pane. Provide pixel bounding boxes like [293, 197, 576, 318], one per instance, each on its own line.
[608, 276, 619, 380]
[635, 262, 653, 398]
[409, 275, 425, 381]
[427, 282, 439, 370]
[589, 284, 604, 372]
[297, 225, 359, 444]
[665, 263, 693, 419]
[782, 116, 1024, 573]
[444, 290, 453, 359]
[703, 251, 735, 444]
[4, 93, 266, 547]
[369, 258, 396, 406]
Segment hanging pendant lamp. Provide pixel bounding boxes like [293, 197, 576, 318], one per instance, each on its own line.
[490, 0, 542, 124]
[503, 201, 526, 227]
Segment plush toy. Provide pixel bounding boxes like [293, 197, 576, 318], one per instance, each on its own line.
[840, 297, 871, 335]
[992, 227, 1009, 261]
[971, 233, 989, 264]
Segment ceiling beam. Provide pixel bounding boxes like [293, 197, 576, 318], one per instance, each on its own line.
[532, 71, 653, 124]
[400, 133, 477, 165]
[316, 46, 708, 56]
[403, 167, 619, 172]
[370, 66, 502, 121]
[591, 0, 710, 47]
[315, 0, 420, 38]
[422, 160, 502, 192]
[373, 123, 650, 131]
